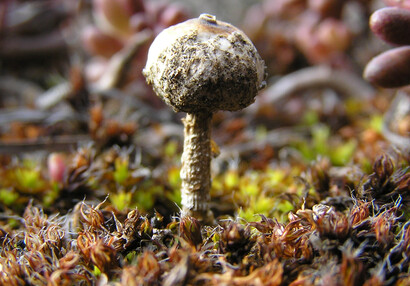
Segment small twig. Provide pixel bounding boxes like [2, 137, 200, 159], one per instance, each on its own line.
[94, 30, 153, 91]
[0, 106, 87, 125]
[35, 81, 72, 110]
[0, 29, 67, 57]
[0, 134, 90, 154]
[0, 214, 24, 223]
[0, 108, 49, 124]
[96, 88, 174, 123]
[0, 76, 43, 103]
[264, 66, 375, 102]
[4, 2, 69, 35]
[248, 66, 375, 114]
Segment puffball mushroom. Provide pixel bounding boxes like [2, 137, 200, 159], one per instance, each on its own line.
[143, 14, 265, 223]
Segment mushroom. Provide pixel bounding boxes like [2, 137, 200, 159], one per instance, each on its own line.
[143, 14, 265, 223]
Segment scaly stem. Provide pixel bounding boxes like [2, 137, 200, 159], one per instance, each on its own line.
[180, 112, 213, 222]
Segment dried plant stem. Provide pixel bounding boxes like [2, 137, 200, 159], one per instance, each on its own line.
[261, 66, 374, 103]
[180, 112, 213, 222]
[96, 31, 152, 90]
[0, 29, 66, 57]
[0, 134, 90, 154]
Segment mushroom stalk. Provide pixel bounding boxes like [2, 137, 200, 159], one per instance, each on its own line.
[180, 112, 212, 220]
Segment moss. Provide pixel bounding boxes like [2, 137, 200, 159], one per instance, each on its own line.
[0, 188, 19, 206]
[113, 157, 130, 185]
[293, 124, 357, 166]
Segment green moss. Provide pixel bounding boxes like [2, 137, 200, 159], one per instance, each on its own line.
[239, 181, 259, 197]
[265, 169, 286, 188]
[93, 265, 102, 277]
[252, 195, 275, 214]
[345, 98, 365, 116]
[224, 170, 240, 190]
[255, 125, 268, 141]
[238, 208, 257, 222]
[0, 188, 19, 206]
[330, 140, 357, 166]
[113, 157, 129, 185]
[166, 166, 182, 206]
[239, 172, 260, 197]
[275, 200, 294, 213]
[302, 109, 320, 126]
[312, 124, 330, 156]
[7, 218, 20, 229]
[125, 251, 137, 264]
[167, 166, 181, 191]
[164, 140, 179, 158]
[14, 167, 45, 193]
[42, 183, 61, 207]
[368, 114, 384, 133]
[293, 124, 356, 166]
[238, 195, 294, 223]
[166, 188, 181, 207]
[110, 190, 133, 211]
[134, 181, 164, 211]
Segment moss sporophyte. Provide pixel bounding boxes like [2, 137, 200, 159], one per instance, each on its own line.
[143, 14, 266, 223]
